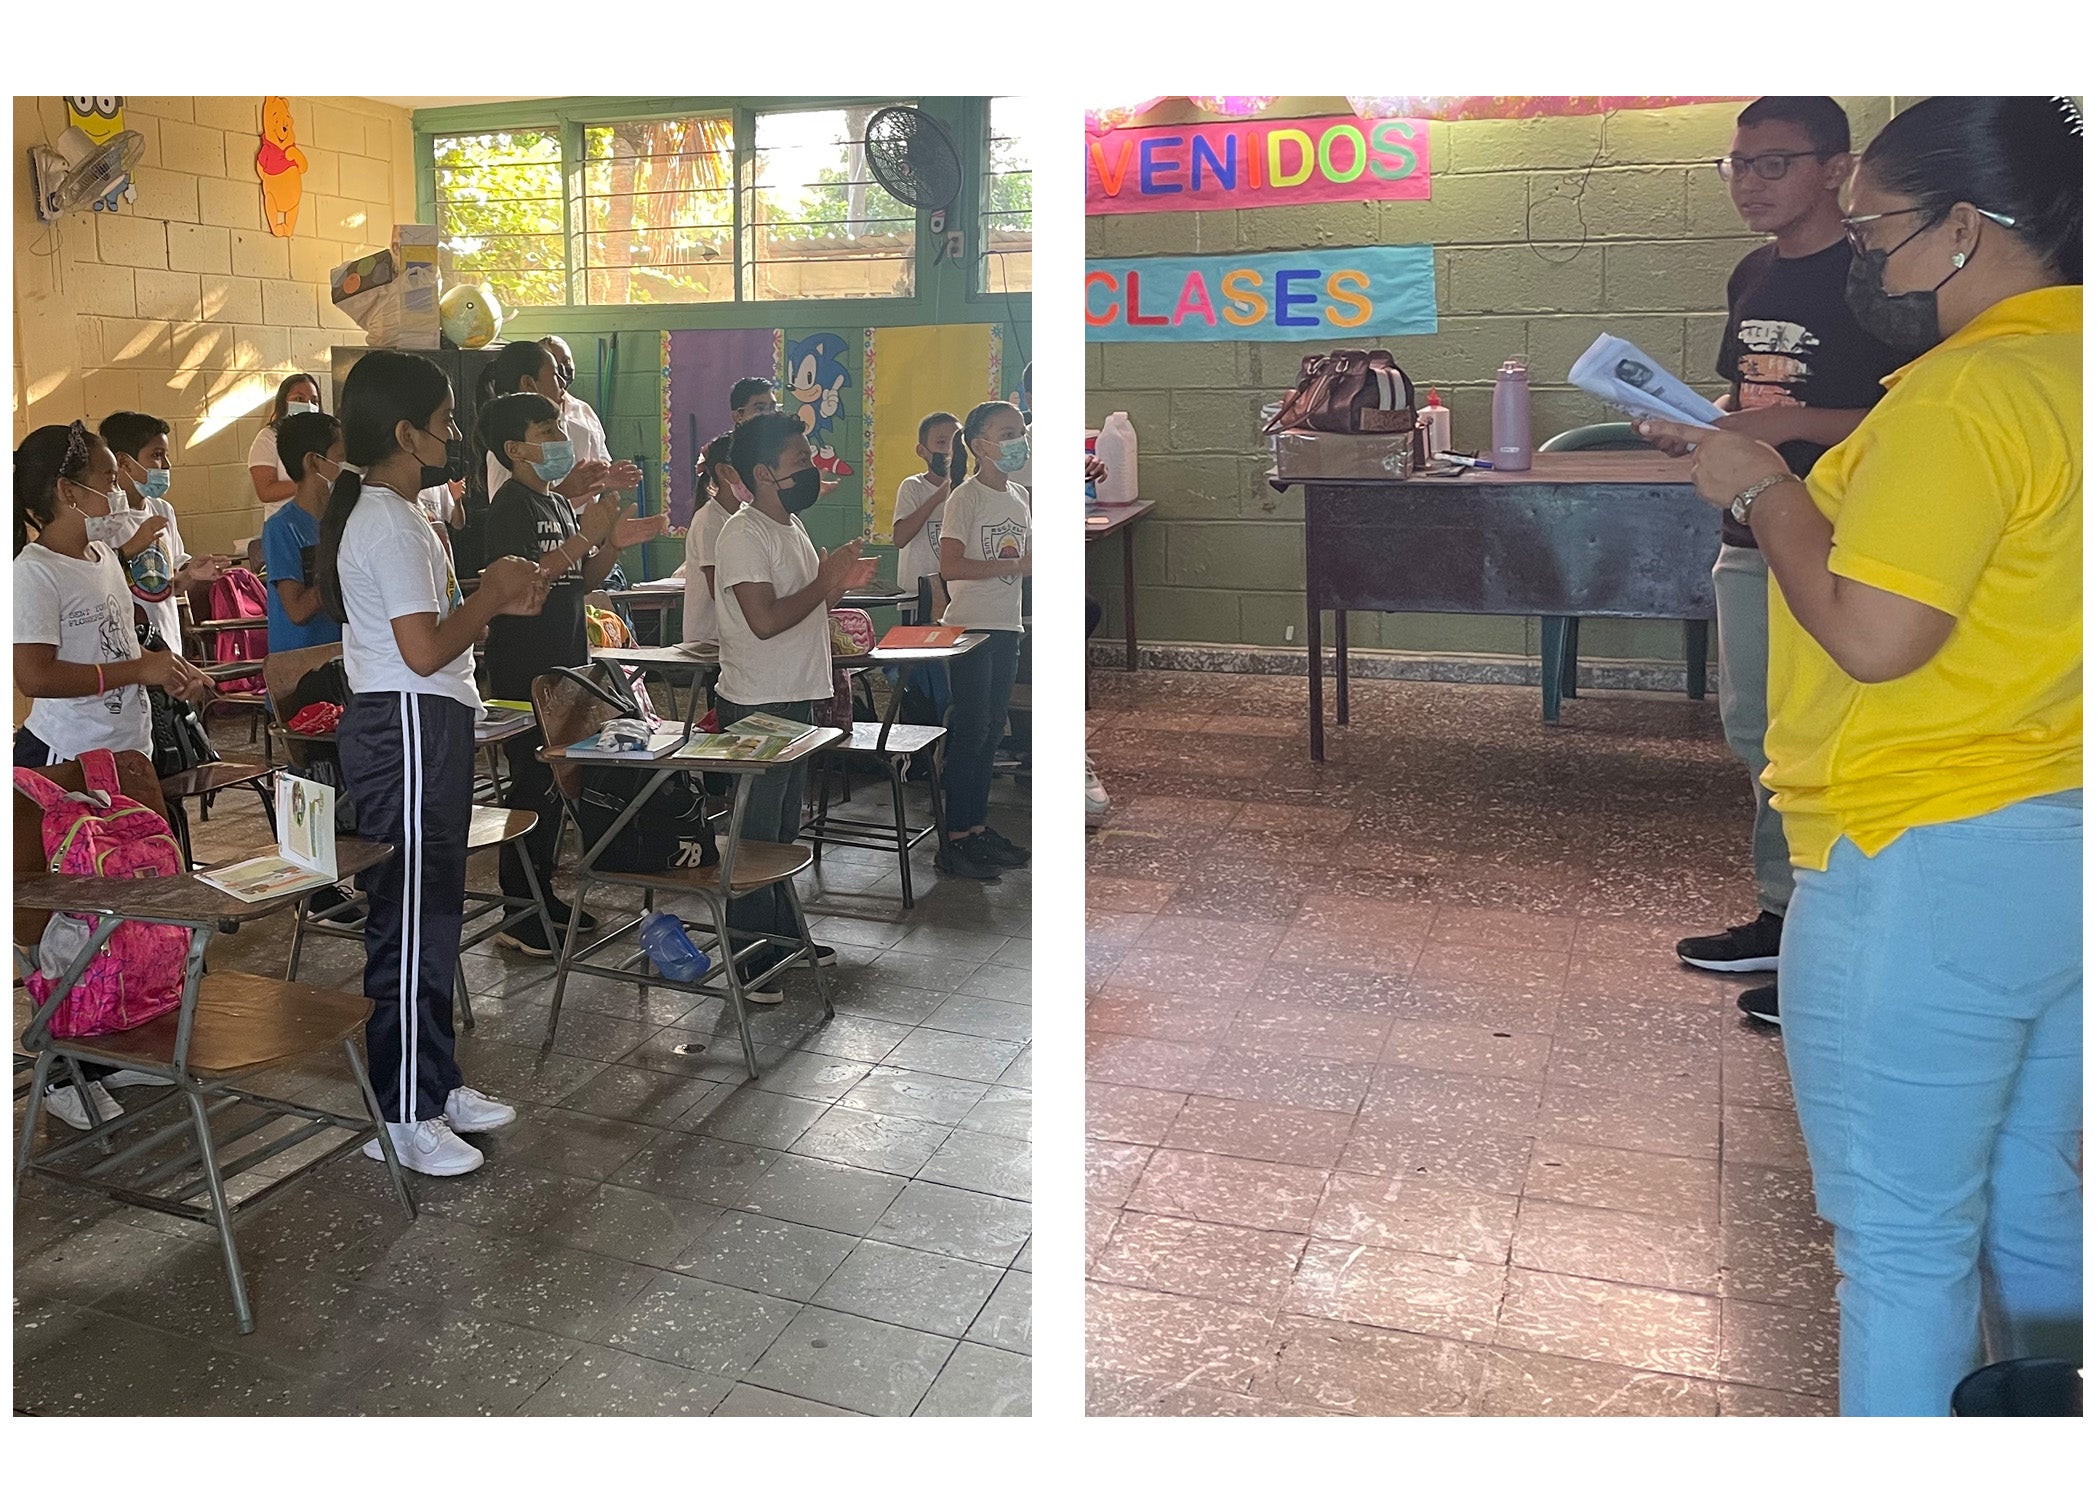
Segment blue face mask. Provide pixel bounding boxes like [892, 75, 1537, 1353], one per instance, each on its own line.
[993, 435, 1031, 474]
[529, 439, 576, 484]
[139, 468, 171, 500]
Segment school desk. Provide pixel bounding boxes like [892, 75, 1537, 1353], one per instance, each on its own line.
[1086, 498, 1154, 671]
[1278, 451, 1719, 760]
[590, 641, 721, 733]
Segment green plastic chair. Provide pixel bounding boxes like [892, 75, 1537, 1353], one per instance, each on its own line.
[1534, 424, 1709, 721]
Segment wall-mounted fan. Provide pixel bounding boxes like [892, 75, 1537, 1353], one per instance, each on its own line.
[863, 105, 967, 263]
[31, 127, 145, 221]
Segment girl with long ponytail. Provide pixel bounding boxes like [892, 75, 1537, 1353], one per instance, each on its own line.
[933, 399, 1031, 881]
[322, 348, 551, 1179]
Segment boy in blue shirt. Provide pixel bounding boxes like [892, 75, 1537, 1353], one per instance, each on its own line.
[262, 411, 347, 650]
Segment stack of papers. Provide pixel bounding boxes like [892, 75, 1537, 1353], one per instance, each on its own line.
[1569, 334, 1725, 429]
[674, 712, 827, 764]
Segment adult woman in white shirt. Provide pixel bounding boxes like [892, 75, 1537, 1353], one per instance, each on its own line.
[248, 371, 323, 520]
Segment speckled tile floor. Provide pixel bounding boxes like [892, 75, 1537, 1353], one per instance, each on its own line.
[15, 728, 1030, 1417]
[1085, 668, 1836, 1417]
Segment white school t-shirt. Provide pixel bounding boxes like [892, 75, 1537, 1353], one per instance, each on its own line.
[939, 474, 1030, 633]
[107, 494, 189, 648]
[13, 541, 153, 761]
[336, 483, 481, 710]
[249, 425, 292, 523]
[681, 497, 736, 648]
[714, 507, 831, 705]
[894, 473, 946, 602]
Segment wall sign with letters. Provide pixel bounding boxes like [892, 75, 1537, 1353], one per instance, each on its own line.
[1085, 247, 1437, 343]
[1086, 115, 1431, 215]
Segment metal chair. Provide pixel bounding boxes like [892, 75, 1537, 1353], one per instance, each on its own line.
[1536, 423, 1710, 718]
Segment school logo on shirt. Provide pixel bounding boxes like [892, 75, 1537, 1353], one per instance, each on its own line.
[981, 518, 1026, 586]
[1733, 318, 1819, 409]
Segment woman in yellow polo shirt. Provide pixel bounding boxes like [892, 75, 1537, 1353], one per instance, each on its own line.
[1641, 95, 2081, 1417]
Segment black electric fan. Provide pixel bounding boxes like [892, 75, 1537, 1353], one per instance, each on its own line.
[863, 106, 962, 211]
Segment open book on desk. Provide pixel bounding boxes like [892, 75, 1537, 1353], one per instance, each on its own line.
[196, 774, 338, 901]
[1569, 333, 1726, 429]
[564, 726, 688, 759]
[673, 712, 828, 764]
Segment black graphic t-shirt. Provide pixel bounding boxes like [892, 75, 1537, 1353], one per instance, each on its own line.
[483, 478, 588, 701]
[1715, 239, 1903, 547]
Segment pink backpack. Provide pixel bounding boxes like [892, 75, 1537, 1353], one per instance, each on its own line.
[13, 750, 189, 1038]
[209, 566, 270, 693]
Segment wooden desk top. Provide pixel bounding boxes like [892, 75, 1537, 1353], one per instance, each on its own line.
[160, 761, 273, 799]
[839, 589, 915, 610]
[1086, 499, 1154, 538]
[544, 724, 841, 775]
[14, 838, 393, 928]
[592, 643, 720, 670]
[834, 632, 989, 668]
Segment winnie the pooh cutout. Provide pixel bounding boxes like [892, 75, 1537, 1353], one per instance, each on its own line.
[256, 97, 309, 237]
[439, 284, 503, 349]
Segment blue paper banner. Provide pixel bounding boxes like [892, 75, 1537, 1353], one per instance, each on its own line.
[1085, 245, 1437, 343]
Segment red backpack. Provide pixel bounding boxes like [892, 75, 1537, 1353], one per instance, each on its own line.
[13, 750, 189, 1038]
[209, 566, 270, 693]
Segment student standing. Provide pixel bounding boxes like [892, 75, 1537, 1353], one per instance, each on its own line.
[99, 411, 224, 649]
[937, 401, 1032, 881]
[315, 350, 549, 1177]
[260, 411, 347, 651]
[1641, 96, 2081, 1416]
[479, 391, 661, 955]
[1641, 97, 1902, 1026]
[681, 430, 740, 650]
[248, 371, 323, 520]
[894, 411, 956, 626]
[13, 421, 212, 1128]
[715, 413, 874, 1001]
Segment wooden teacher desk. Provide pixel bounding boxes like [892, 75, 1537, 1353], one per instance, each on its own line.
[1085, 498, 1154, 671]
[1283, 451, 1720, 760]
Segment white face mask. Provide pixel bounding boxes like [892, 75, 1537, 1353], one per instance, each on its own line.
[64, 479, 126, 544]
[285, 400, 320, 417]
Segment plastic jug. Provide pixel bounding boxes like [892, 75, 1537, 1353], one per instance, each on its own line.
[639, 911, 710, 982]
[1491, 361, 1533, 472]
[1094, 412, 1139, 506]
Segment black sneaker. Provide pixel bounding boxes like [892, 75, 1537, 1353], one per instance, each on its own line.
[546, 902, 600, 937]
[936, 838, 1003, 882]
[1737, 983, 1780, 1027]
[772, 941, 837, 968]
[496, 917, 557, 959]
[305, 886, 358, 921]
[1676, 911, 1783, 974]
[968, 829, 1029, 869]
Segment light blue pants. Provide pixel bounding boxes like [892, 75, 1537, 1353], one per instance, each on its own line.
[1713, 545, 1793, 916]
[1781, 793, 2083, 1415]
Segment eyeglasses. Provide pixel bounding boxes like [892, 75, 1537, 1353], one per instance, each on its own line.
[1841, 205, 2016, 255]
[1716, 150, 1827, 182]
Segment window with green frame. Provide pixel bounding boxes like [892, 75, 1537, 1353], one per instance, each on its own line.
[427, 101, 939, 309]
[981, 96, 1031, 294]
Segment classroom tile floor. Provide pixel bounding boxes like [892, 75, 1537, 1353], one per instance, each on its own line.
[1085, 668, 1837, 1417]
[14, 744, 1031, 1418]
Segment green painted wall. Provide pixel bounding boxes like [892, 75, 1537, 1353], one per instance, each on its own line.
[1085, 95, 1902, 664]
[410, 96, 1029, 579]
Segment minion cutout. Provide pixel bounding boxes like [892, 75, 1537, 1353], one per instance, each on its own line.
[61, 96, 136, 212]
[787, 332, 856, 480]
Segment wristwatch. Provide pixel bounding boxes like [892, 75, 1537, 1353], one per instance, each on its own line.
[1730, 472, 1791, 526]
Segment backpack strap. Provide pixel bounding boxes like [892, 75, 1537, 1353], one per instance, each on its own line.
[79, 747, 123, 800]
[10, 766, 72, 813]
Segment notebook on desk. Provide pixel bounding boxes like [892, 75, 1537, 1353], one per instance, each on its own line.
[879, 625, 963, 649]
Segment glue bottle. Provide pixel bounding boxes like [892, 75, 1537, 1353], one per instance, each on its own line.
[1491, 361, 1533, 473]
[1420, 388, 1452, 457]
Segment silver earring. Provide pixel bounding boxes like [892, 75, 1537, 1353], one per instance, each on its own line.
[1952, 251, 1968, 269]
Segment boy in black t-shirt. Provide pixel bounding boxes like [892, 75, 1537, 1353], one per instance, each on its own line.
[1641, 97, 1902, 1029]
[478, 392, 653, 956]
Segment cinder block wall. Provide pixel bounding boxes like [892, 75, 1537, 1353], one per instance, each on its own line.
[1085, 96, 1901, 665]
[12, 96, 417, 556]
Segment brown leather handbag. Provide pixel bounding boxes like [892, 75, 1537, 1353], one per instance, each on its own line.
[1264, 350, 1418, 436]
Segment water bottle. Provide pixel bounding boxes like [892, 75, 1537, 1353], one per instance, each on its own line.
[639, 912, 710, 982]
[1491, 360, 1533, 473]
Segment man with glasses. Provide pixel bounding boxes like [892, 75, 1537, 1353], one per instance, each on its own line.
[1641, 97, 1901, 1029]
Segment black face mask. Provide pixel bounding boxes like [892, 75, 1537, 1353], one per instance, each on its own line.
[415, 428, 469, 491]
[774, 465, 821, 514]
[927, 452, 949, 479]
[1844, 220, 1961, 357]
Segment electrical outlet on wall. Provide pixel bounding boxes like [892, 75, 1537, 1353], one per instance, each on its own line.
[943, 230, 964, 259]
[1285, 625, 1295, 642]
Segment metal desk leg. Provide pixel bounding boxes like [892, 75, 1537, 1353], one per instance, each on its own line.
[1306, 598, 1325, 762]
[1539, 616, 1569, 724]
[1121, 527, 1139, 670]
[1334, 611, 1350, 727]
[1684, 620, 1710, 701]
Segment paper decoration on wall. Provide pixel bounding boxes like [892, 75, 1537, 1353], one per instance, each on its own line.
[256, 97, 309, 237]
[61, 97, 137, 211]
[860, 324, 1005, 542]
[1188, 96, 1279, 119]
[1088, 115, 1430, 216]
[1345, 95, 1746, 121]
[786, 333, 857, 482]
[1086, 100, 1165, 135]
[660, 327, 782, 527]
[1086, 246, 1437, 343]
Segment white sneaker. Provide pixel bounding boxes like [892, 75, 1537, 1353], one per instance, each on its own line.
[361, 1118, 485, 1176]
[104, 1069, 173, 1088]
[444, 1086, 517, 1133]
[43, 1082, 123, 1131]
[1085, 758, 1111, 825]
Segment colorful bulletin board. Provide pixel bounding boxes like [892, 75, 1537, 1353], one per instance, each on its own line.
[1086, 247, 1436, 343]
[661, 327, 782, 527]
[1087, 115, 1430, 215]
[861, 324, 1005, 542]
